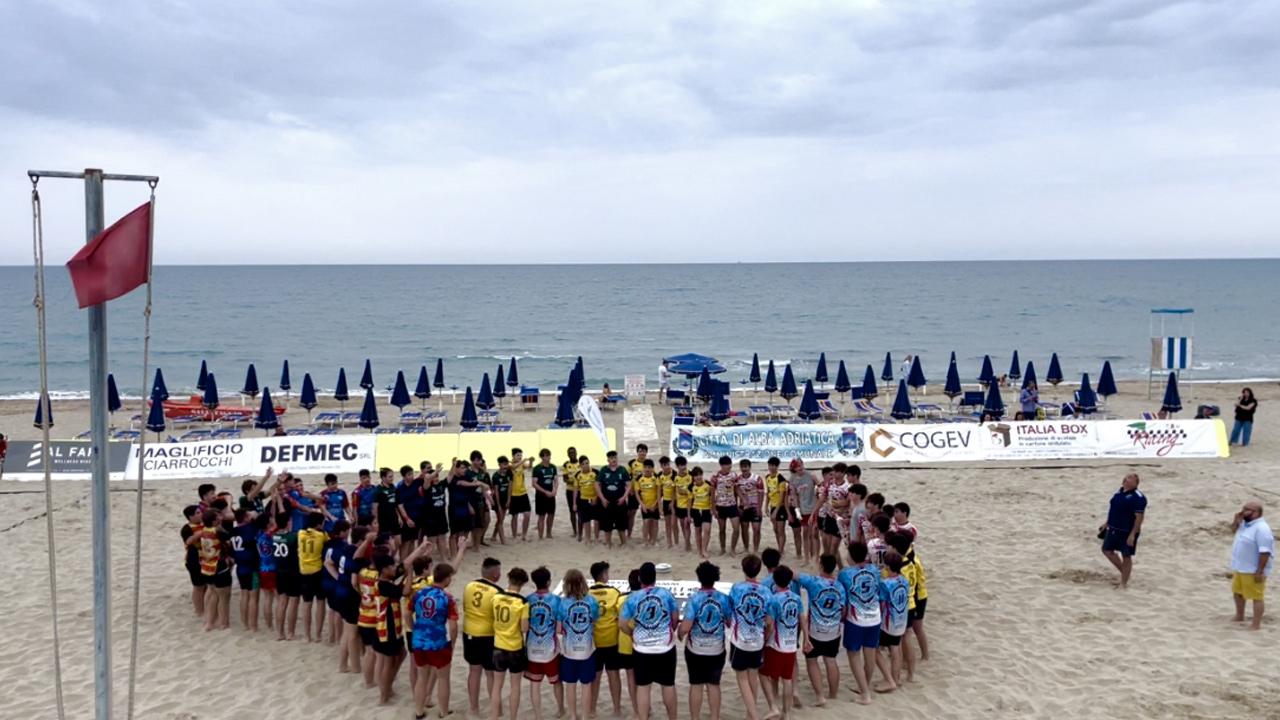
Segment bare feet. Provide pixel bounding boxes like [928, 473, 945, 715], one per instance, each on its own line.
[873, 683, 897, 694]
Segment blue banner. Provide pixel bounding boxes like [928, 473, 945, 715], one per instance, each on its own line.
[670, 423, 865, 462]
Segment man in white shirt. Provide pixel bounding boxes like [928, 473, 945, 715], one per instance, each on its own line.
[1230, 500, 1273, 631]
[658, 362, 671, 402]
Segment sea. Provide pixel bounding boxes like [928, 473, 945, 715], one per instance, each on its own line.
[0, 260, 1276, 400]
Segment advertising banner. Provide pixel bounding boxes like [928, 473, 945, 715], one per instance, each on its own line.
[1094, 418, 1227, 459]
[670, 423, 866, 463]
[4, 440, 131, 480]
[862, 424, 984, 463]
[978, 420, 1100, 460]
[126, 436, 376, 480]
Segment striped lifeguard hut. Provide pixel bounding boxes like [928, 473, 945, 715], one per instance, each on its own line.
[1148, 307, 1194, 398]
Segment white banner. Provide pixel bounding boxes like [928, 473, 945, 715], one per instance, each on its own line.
[1094, 418, 1226, 459]
[127, 436, 376, 480]
[671, 423, 865, 463]
[979, 420, 1100, 460]
[863, 424, 984, 463]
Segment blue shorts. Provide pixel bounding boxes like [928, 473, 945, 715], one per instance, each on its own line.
[842, 622, 880, 652]
[1102, 528, 1139, 557]
[559, 656, 597, 685]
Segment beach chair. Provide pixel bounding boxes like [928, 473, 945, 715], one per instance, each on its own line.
[913, 403, 944, 418]
[624, 375, 646, 404]
[673, 405, 695, 419]
[285, 428, 310, 436]
[666, 389, 687, 405]
[748, 405, 773, 420]
[520, 387, 540, 410]
[772, 405, 797, 420]
[310, 427, 337, 436]
[1141, 411, 1157, 421]
[600, 393, 626, 410]
[313, 411, 340, 428]
[129, 413, 143, 429]
[479, 409, 500, 426]
[673, 415, 695, 426]
[171, 414, 204, 428]
[490, 424, 513, 432]
[1038, 402, 1061, 417]
[179, 430, 212, 442]
[75, 429, 93, 439]
[211, 428, 242, 439]
[399, 411, 424, 427]
[424, 411, 448, 427]
[112, 429, 140, 441]
[374, 427, 401, 434]
[852, 400, 884, 419]
[340, 411, 361, 427]
[817, 399, 840, 420]
[957, 391, 985, 415]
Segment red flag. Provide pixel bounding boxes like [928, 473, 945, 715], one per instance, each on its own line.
[65, 201, 152, 308]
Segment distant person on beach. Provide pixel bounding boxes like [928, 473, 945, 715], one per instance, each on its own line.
[1099, 473, 1146, 589]
[658, 361, 671, 402]
[1231, 388, 1257, 447]
[900, 355, 913, 380]
[1230, 500, 1272, 631]
[1020, 382, 1039, 419]
[0, 432, 7, 479]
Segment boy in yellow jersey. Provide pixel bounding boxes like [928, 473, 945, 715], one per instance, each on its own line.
[616, 569, 642, 718]
[508, 448, 532, 542]
[673, 457, 694, 552]
[887, 531, 927, 683]
[763, 457, 790, 557]
[691, 468, 714, 559]
[573, 456, 598, 545]
[490, 567, 531, 720]
[657, 456, 677, 548]
[588, 561, 623, 717]
[562, 447, 581, 537]
[636, 460, 662, 547]
[626, 444, 649, 541]
[296, 513, 329, 642]
[464, 557, 504, 716]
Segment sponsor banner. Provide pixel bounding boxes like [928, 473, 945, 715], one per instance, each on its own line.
[863, 424, 983, 463]
[4, 440, 131, 481]
[979, 421, 1100, 460]
[670, 423, 865, 463]
[1094, 419, 1227, 459]
[377, 429, 617, 471]
[126, 436, 376, 480]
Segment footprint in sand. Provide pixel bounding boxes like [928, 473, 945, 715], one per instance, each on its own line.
[1043, 568, 1113, 584]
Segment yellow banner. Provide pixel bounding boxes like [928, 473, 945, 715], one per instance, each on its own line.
[373, 428, 615, 469]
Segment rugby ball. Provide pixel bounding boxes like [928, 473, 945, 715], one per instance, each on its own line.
[656, 563, 672, 574]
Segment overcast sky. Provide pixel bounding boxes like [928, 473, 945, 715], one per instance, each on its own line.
[2, 0, 1278, 264]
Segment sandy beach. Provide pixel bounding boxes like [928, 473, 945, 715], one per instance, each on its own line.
[2, 379, 1277, 720]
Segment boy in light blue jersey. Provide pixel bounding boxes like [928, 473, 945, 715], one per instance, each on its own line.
[411, 562, 460, 718]
[680, 561, 733, 720]
[729, 554, 769, 720]
[796, 554, 846, 705]
[620, 562, 680, 720]
[838, 541, 884, 702]
[526, 566, 565, 720]
[557, 569, 601, 720]
[255, 516, 277, 631]
[878, 550, 911, 693]
[762, 566, 806, 720]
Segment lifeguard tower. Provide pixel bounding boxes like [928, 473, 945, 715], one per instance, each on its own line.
[1148, 308, 1194, 398]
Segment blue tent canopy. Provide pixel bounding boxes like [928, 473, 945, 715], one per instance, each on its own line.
[1097, 361, 1117, 398]
[256, 387, 279, 431]
[507, 357, 520, 388]
[33, 392, 53, 429]
[493, 365, 507, 399]
[279, 360, 291, 393]
[890, 379, 912, 420]
[1046, 353, 1064, 386]
[663, 353, 726, 377]
[146, 390, 166, 434]
[415, 366, 432, 400]
[553, 390, 575, 427]
[978, 355, 995, 386]
[390, 371, 412, 409]
[749, 353, 762, 384]
[358, 387, 379, 430]
[334, 368, 350, 403]
[476, 373, 496, 410]
[983, 382, 1005, 419]
[203, 373, 219, 409]
[834, 360, 852, 394]
[196, 360, 208, 392]
[1008, 351, 1021, 380]
[433, 359, 445, 390]
[1076, 373, 1098, 414]
[460, 387, 479, 429]
[1022, 361, 1037, 390]
[151, 367, 169, 402]
[360, 359, 375, 390]
[1161, 372, 1182, 414]
[241, 363, 260, 399]
[814, 353, 829, 385]
[907, 355, 926, 390]
[861, 365, 879, 400]
[299, 373, 318, 411]
[764, 361, 778, 395]
[797, 381, 821, 421]
[880, 352, 893, 383]
[944, 359, 963, 399]
[780, 364, 798, 400]
[107, 373, 122, 414]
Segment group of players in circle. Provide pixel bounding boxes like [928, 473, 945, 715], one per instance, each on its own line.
[181, 445, 928, 720]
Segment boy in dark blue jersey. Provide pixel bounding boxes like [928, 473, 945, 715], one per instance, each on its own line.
[320, 473, 349, 532]
[327, 525, 369, 674]
[230, 509, 261, 631]
[323, 520, 352, 644]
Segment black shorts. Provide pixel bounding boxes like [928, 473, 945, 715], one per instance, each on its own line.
[379, 513, 402, 535]
[772, 508, 789, 523]
[450, 513, 473, 535]
[685, 648, 726, 686]
[662, 500, 673, 515]
[641, 508, 661, 521]
[493, 648, 528, 674]
[300, 572, 324, 602]
[186, 563, 206, 587]
[356, 512, 374, 527]
[576, 500, 595, 524]
[565, 492, 577, 513]
[729, 646, 763, 671]
[822, 516, 840, 538]
[675, 506, 689, 520]
[464, 634, 497, 670]
[599, 501, 627, 531]
[692, 509, 711, 527]
[338, 594, 359, 625]
[615, 651, 634, 670]
[627, 495, 639, 511]
[879, 631, 903, 648]
[594, 644, 623, 671]
[210, 569, 232, 589]
[423, 509, 449, 537]
[375, 637, 404, 657]
[509, 494, 531, 515]
[633, 648, 676, 687]
[236, 569, 258, 591]
[495, 492, 510, 511]
[359, 627, 380, 647]
[715, 505, 738, 520]
[535, 494, 556, 516]
[276, 572, 301, 598]
[400, 522, 423, 542]
[804, 637, 839, 659]
[740, 507, 760, 524]
[908, 598, 928, 623]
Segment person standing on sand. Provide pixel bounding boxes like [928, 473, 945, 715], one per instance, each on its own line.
[1230, 500, 1272, 630]
[1020, 382, 1039, 419]
[1100, 473, 1146, 588]
[0, 432, 7, 479]
[658, 361, 671, 402]
[1230, 388, 1257, 447]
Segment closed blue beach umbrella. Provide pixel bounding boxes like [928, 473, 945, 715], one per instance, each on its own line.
[360, 359, 375, 390]
[861, 365, 879, 401]
[146, 390, 166, 435]
[1161, 372, 1182, 414]
[279, 360, 292, 396]
[880, 352, 893, 383]
[944, 358, 963, 399]
[196, 360, 208, 392]
[476, 373, 496, 410]
[493, 365, 507, 399]
[256, 387, 279, 433]
[241, 363, 260, 400]
[1008, 351, 1022, 382]
[553, 391, 575, 427]
[696, 367, 714, 402]
[460, 387, 479, 430]
[797, 381, 821, 421]
[334, 368, 350, 404]
[983, 382, 1005, 419]
[151, 367, 169, 402]
[415, 366, 432, 406]
[907, 355, 926, 392]
[507, 357, 520, 389]
[1022, 361, 1038, 390]
[1097, 361, 1118, 399]
[764, 360, 778, 396]
[780, 364, 799, 401]
[978, 355, 995, 387]
[33, 392, 54, 429]
[433, 359, 446, 391]
[390, 370, 412, 410]
[814, 353, 829, 386]
[890, 379, 913, 420]
[358, 387, 380, 430]
[1046, 353, 1064, 387]
[299, 373, 318, 415]
[709, 383, 731, 421]
[202, 373, 220, 410]
[107, 373, 122, 415]
[749, 353, 762, 385]
[1077, 373, 1098, 415]
[834, 360, 852, 394]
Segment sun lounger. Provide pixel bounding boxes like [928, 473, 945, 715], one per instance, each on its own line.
[913, 403, 944, 418]
[211, 428, 241, 439]
[600, 394, 626, 410]
[772, 405, 797, 420]
[399, 411, 423, 427]
[479, 409, 500, 424]
[179, 430, 212, 442]
[340, 411, 361, 427]
[490, 424, 513, 432]
[309, 427, 337, 435]
[957, 391, 985, 414]
[374, 427, 401, 434]
[852, 400, 883, 418]
[313, 411, 341, 427]
[424, 411, 447, 427]
[172, 414, 204, 428]
[748, 405, 773, 420]
[666, 389, 687, 405]
[817, 399, 840, 419]
[285, 428, 310, 436]
[520, 387, 540, 410]
[112, 429, 140, 441]
[673, 415, 695, 426]
[75, 429, 93, 439]
[1141, 411, 1157, 421]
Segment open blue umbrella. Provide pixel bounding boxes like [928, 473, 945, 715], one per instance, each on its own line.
[493, 365, 507, 400]
[107, 373, 122, 416]
[890, 379, 913, 420]
[1076, 373, 1098, 415]
[390, 370, 411, 410]
[476, 373, 495, 410]
[696, 367, 714, 402]
[255, 387, 279, 433]
[1046, 353, 1064, 387]
[358, 387, 379, 430]
[196, 360, 208, 392]
[814, 353, 829, 387]
[797, 380, 821, 421]
[151, 368, 169, 402]
[907, 355, 926, 392]
[334, 368, 350, 405]
[553, 390, 575, 427]
[983, 382, 1005, 419]
[202, 373, 219, 410]
[299, 373, 318, 415]
[241, 363, 260, 399]
[944, 358, 963, 399]
[861, 364, 879, 400]
[507, 357, 520, 389]
[764, 360, 778, 396]
[880, 352, 894, 383]
[834, 360, 852, 394]
[460, 386, 479, 429]
[33, 392, 53, 429]
[1008, 351, 1022, 381]
[780, 364, 799, 401]
[433, 359, 446, 391]
[749, 353, 762, 385]
[663, 353, 727, 377]
[978, 355, 995, 386]
[415, 366, 432, 407]
[279, 360, 292, 397]
[145, 390, 166, 436]
[708, 382, 731, 421]
[1022, 361, 1038, 390]
[1097, 361, 1118, 399]
[359, 359, 375, 390]
[1161, 372, 1182, 414]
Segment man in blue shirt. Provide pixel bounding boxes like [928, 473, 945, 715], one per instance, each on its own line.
[796, 554, 846, 705]
[680, 561, 733, 720]
[1099, 473, 1147, 588]
[729, 554, 769, 720]
[620, 562, 680, 720]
